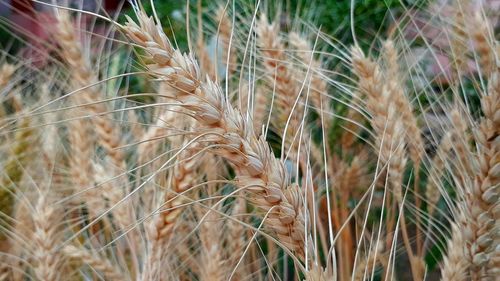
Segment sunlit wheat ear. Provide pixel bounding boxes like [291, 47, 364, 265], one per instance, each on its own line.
[123, 10, 309, 262]
[441, 70, 499, 281]
[63, 245, 126, 281]
[481, 71, 500, 278]
[463, 70, 499, 277]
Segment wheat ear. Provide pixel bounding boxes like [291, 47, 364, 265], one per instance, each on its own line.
[383, 40, 423, 166]
[63, 245, 125, 281]
[444, 71, 499, 281]
[351, 46, 407, 201]
[32, 194, 63, 281]
[199, 204, 225, 281]
[461, 70, 499, 278]
[256, 16, 304, 162]
[226, 197, 248, 280]
[137, 109, 176, 165]
[440, 222, 467, 281]
[142, 142, 200, 281]
[124, 12, 308, 260]
[54, 11, 125, 169]
[0, 117, 34, 223]
[289, 32, 328, 118]
[215, 6, 236, 75]
[470, 11, 496, 77]
[425, 131, 453, 215]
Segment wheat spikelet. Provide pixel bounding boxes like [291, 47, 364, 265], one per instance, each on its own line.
[238, 80, 267, 136]
[304, 264, 332, 281]
[450, 109, 474, 179]
[460, 70, 499, 278]
[124, 11, 308, 260]
[442, 71, 499, 281]
[352, 240, 385, 281]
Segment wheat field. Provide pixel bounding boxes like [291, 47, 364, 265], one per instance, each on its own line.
[0, 0, 498, 280]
